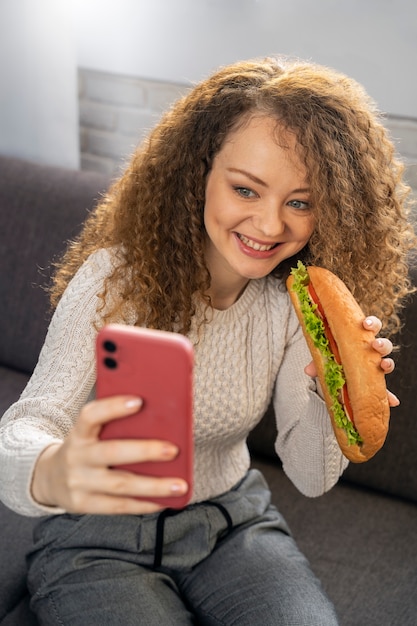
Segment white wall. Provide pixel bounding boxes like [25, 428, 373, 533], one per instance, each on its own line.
[1, 0, 416, 169]
[0, 0, 79, 168]
[73, 0, 417, 118]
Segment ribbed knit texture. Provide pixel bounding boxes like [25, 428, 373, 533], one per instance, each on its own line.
[0, 249, 347, 516]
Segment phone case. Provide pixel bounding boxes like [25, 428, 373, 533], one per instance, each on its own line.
[96, 324, 194, 508]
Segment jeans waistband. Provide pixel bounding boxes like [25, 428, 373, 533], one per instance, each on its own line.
[153, 500, 234, 569]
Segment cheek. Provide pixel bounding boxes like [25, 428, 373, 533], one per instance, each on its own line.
[203, 182, 220, 227]
[203, 202, 215, 234]
[204, 197, 237, 232]
[299, 217, 315, 241]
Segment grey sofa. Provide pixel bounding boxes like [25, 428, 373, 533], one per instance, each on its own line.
[0, 155, 416, 625]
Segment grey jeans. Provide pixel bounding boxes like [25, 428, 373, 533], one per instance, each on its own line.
[27, 470, 339, 625]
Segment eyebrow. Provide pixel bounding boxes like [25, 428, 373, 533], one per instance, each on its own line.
[227, 167, 310, 194]
[227, 167, 268, 187]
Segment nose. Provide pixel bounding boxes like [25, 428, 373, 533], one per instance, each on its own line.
[254, 202, 285, 238]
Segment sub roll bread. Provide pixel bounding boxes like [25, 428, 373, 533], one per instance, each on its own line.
[286, 261, 390, 463]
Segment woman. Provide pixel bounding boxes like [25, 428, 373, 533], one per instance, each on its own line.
[0, 57, 415, 625]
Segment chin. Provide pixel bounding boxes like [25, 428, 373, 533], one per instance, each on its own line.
[237, 265, 277, 281]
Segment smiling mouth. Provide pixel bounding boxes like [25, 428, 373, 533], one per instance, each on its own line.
[237, 234, 278, 252]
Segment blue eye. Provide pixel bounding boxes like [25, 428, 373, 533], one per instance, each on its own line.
[288, 199, 310, 210]
[234, 186, 256, 198]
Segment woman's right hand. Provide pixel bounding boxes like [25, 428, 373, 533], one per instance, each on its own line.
[31, 396, 189, 515]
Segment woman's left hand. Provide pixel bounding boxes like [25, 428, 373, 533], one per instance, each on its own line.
[304, 315, 400, 407]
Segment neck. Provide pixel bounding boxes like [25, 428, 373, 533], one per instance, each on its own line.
[204, 237, 250, 310]
[206, 279, 250, 310]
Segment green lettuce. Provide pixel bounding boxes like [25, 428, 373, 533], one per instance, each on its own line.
[290, 261, 362, 446]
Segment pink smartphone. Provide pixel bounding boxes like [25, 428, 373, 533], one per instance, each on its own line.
[96, 324, 194, 508]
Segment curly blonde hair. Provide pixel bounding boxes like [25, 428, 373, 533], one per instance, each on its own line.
[51, 57, 416, 338]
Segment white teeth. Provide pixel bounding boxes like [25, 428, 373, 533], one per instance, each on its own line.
[238, 234, 275, 251]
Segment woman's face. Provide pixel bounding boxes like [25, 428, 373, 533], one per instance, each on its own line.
[204, 115, 314, 306]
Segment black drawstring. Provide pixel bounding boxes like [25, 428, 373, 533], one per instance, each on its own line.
[153, 501, 234, 569]
[153, 508, 183, 569]
[203, 501, 234, 534]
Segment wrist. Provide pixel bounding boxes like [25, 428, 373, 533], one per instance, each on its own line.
[31, 443, 62, 507]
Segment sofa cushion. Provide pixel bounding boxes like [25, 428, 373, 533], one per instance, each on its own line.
[0, 366, 30, 417]
[0, 156, 109, 374]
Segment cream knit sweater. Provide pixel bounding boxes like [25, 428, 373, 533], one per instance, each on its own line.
[0, 249, 347, 517]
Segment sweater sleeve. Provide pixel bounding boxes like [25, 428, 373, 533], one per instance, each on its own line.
[273, 307, 348, 497]
[0, 249, 116, 516]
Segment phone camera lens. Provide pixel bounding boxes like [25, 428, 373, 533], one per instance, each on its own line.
[103, 340, 117, 353]
[104, 357, 118, 369]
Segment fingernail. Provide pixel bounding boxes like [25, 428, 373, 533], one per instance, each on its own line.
[162, 444, 179, 458]
[365, 318, 373, 327]
[170, 482, 187, 494]
[125, 398, 142, 409]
